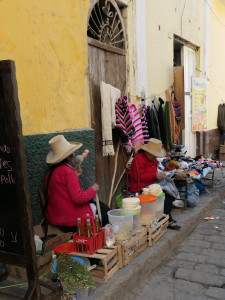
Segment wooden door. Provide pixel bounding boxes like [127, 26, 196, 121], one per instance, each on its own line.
[88, 41, 127, 208]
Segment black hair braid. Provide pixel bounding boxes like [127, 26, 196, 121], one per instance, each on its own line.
[44, 165, 58, 212]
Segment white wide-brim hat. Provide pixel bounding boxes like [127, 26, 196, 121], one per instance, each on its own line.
[46, 135, 83, 165]
[140, 138, 166, 158]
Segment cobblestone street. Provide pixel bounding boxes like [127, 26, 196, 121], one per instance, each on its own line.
[124, 201, 225, 300]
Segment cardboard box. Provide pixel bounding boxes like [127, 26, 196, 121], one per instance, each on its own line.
[34, 224, 72, 265]
[6, 262, 51, 281]
[220, 145, 225, 154]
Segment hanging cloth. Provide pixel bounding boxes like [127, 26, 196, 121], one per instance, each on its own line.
[217, 104, 225, 134]
[141, 105, 150, 145]
[115, 96, 135, 143]
[167, 89, 176, 144]
[146, 106, 157, 138]
[151, 102, 161, 140]
[158, 98, 167, 145]
[128, 104, 144, 148]
[100, 81, 121, 156]
[165, 101, 174, 152]
[173, 96, 181, 121]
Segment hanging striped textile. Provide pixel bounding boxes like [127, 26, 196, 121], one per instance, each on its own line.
[141, 105, 150, 145]
[167, 89, 176, 144]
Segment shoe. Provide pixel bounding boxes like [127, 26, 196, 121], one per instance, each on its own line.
[168, 224, 181, 230]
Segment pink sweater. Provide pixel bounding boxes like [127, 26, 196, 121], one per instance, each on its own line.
[45, 164, 96, 227]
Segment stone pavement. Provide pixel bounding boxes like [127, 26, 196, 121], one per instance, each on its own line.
[1, 169, 225, 300]
[124, 201, 225, 300]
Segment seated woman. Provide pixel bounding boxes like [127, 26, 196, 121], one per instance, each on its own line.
[130, 138, 181, 230]
[45, 135, 107, 233]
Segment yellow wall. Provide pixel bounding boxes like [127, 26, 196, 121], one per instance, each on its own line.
[208, 0, 225, 130]
[0, 0, 90, 135]
[145, 0, 204, 103]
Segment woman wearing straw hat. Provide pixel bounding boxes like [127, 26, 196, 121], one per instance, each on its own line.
[45, 135, 100, 233]
[130, 138, 181, 230]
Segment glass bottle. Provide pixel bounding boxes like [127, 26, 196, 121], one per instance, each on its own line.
[95, 215, 101, 234]
[77, 218, 84, 236]
[85, 219, 94, 237]
[76, 218, 84, 252]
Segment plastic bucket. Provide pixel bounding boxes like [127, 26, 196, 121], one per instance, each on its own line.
[107, 209, 133, 241]
[156, 193, 165, 220]
[138, 195, 157, 226]
[133, 212, 140, 230]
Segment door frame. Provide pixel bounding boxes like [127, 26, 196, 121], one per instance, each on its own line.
[182, 45, 197, 157]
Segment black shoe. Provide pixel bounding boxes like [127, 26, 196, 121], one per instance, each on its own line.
[168, 224, 181, 230]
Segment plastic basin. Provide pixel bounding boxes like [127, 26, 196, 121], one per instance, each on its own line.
[107, 209, 133, 241]
[156, 193, 165, 220]
[138, 195, 157, 226]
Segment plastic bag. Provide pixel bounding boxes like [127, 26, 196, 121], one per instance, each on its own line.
[105, 224, 115, 248]
[34, 235, 43, 251]
[116, 193, 126, 208]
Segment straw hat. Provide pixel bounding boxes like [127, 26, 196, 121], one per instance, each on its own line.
[46, 135, 83, 165]
[140, 138, 166, 158]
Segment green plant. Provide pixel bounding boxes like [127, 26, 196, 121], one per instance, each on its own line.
[57, 255, 95, 292]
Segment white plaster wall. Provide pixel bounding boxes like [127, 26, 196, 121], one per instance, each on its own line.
[144, 0, 205, 105]
[135, 0, 148, 99]
[208, 0, 225, 130]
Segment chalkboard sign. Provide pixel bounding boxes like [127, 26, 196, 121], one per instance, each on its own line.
[0, 61, 62, 300]
[0, 77, 24, 255]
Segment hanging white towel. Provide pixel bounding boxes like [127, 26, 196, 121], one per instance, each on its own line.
[100, 81, 121, 156]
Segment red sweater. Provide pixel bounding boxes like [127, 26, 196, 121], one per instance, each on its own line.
[45, 164, 96, 227]
[130, 152, 157, 192]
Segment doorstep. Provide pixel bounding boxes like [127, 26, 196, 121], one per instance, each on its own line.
[88, 169, 225, 300]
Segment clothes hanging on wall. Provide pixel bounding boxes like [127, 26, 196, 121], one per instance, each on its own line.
[115, 96, 135, 143]
[165, 101, 174, 152]
[146, 106, 157, 138]
[151, 102, 161, 140]
[128, 104, 144, 149]
[141, 105, 150, 145]
[173, 96, 181, 121]
[100, 81, 121, 156]
[158, 97, 167, 145]
[217, 104, 225, 134]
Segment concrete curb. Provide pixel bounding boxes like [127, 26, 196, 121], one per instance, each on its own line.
[89, 172, 225, 300]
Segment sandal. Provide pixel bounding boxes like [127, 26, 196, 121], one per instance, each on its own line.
[168, 224, 181, 230]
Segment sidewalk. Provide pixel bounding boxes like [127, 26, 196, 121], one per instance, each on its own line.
[0, 169, 225, 300]
[123, 200, 225, 299]
[88, 169, 225, 300]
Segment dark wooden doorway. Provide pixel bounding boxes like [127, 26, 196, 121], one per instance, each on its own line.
[87, 1, 128, 208]
[88, 40, 127, 208]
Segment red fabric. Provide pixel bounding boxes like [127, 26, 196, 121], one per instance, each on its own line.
[130, 152, 157, 192]
[45, 164, 96, 227]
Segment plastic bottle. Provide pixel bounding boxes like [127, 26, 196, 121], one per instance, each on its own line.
[95, 215, 101, 234]
[85, 219, 94, 237]
[77, 218, 85, 252]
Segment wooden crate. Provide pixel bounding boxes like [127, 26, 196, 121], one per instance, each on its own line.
[68, 246, 122, 284]
[147, 214, 169, 247]
[116, 227, 147, 267]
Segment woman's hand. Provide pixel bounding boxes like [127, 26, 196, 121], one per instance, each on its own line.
[91, 183, 99, 192]
[156, 172, 166, 181]
[75, 166, 83, 177]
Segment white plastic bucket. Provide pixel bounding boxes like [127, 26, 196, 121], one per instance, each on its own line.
[108, 209, 133, 241]
[156, 193, 165, 220]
